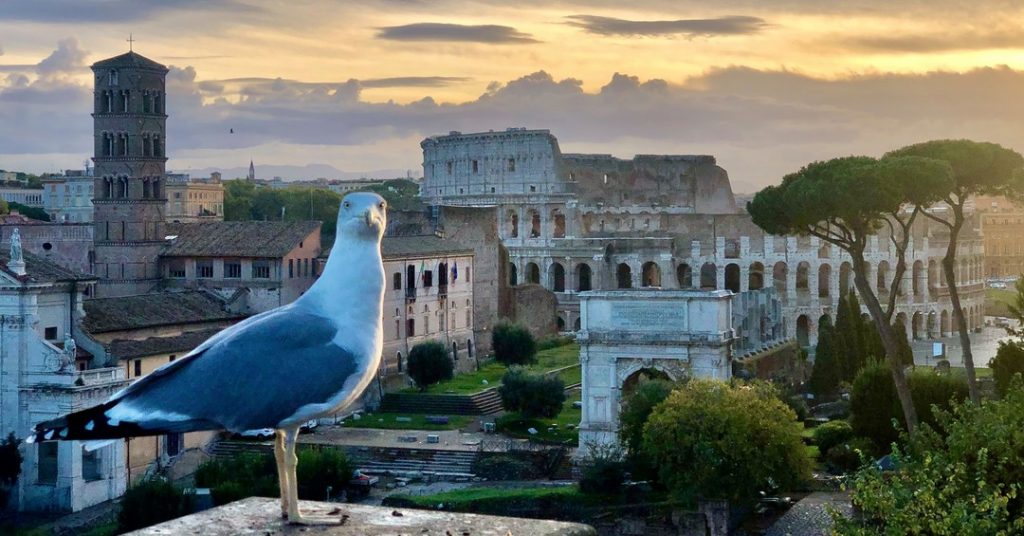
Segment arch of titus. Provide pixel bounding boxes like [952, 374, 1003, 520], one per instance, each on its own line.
[575, 289, 784, 455]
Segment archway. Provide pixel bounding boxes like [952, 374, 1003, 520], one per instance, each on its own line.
[913, 260, 924, 296]
[839, 262, 852, 295]
[528, 209, 541, 238]
[940, 310, 950, 336]
[773, 262, 788, 294]
[526, 262, 540, 284]
[912, 312, 923, 340]
[576, 263, 593, 292]
[641, 262, 662, 287]
[509, 262, 518, 286]
[796, 262, 810, 291]
[550, 262, 566, 292]
[700, 262, 717, 289]
[928, 259, 938, 291]
[818, 264, 831, 297]
[557, 315, 566, 331]
[677, 263, 693, 288]
[617, 263, 633, 289]
[796, 315, 810, 347]
[621, 368, 673, 398]
[748, 262, 764, 290]
[552, 209, 566, 238]
[507, 210, 519, 238]
[725, 263, 740, 293]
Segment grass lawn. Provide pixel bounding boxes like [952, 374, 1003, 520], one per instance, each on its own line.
[341, 412, 474, 431]
[495, 391, 582, 445]
[918, 365, 994, 378]
[400, 343, 580, 395]
[388, 485, 587, 509]
[986, 288, 1016, 317]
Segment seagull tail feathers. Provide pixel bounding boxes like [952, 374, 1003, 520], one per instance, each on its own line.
[26, 401, 210, 444]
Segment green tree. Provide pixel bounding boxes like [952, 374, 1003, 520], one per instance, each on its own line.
[9, 202, 50, 221]
[809, 316, 841, 396]
[0, 432, 22, 508]
[833, 292, 859, 381]
[641, 380, 811, 506]
[491, 322, 537, 366]
[891, 318, 915, 368]
[296, 448, 352, 500]
[406, 341, 454, 390]
[888, 140, 1024, 405]
[498, 367, 565, 419]
[813, 420, 854, 454]
[749, 155, 954, 432]
[836, 382, 1024, 534]
[989, 340, 1024, 398]
[118, 479, 194, 532]
[619, 379, 674, 454]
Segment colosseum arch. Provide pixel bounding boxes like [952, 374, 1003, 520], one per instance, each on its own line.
[839, 262, 852, 295]
[508, 262, 518, 285]
[773, 262, 788, 294]
[912, 260, 924, 296]
[748, 262, 764, 290]
[550, 262, 566, 292]
[526, 262, 540, 284]
[616, 263, 633, 289]
[700, 262, 717, 289]
[877, 260, 890, 293]
[528, 209, 541, 238]
[796, 315, 810, 347]
[928, 259, 939, 292]
[940, 310, 950, 336]
[796, 261, 810, 291]
[677, 263, 693, 288]
[576, 263, 593, 291]
[724, 263, 740, 293]
[507, 209, 519, 238]
[551, 209, 566, 238]
[818, 264, 831, 297]
[642, 261, 662, 287]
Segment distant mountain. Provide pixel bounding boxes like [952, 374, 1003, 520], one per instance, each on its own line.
[173, 163, 414, 181]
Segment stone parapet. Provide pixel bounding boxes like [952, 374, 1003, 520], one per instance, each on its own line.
[125, 497, 596, 535]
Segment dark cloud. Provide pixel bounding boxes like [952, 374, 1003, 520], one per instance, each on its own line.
[376, 22, 539, 43]
[845, 29, 1024, 53]
[0, 0, 257, 23]
[565, 14, 769, 37]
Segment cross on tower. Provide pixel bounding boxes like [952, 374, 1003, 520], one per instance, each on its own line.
[127, 33, 135, 52]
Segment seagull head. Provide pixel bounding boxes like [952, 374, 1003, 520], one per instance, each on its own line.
[337, 192, 387, 242]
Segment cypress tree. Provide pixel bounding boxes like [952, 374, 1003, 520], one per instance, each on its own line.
[833, 292, 861, 382]
[809, 316, 841, 396]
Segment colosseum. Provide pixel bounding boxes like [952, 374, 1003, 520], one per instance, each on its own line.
[420, 128, 986, 348]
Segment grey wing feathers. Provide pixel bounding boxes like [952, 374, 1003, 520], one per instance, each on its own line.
[114, 307, 360, 432]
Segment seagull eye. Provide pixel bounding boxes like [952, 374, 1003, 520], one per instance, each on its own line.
[379, 202, 386, 209]
[343, 202, 351, 209]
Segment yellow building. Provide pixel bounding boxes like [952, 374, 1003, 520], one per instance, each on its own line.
[166, 172, 225, 223]
[975, 195, 1024, 279]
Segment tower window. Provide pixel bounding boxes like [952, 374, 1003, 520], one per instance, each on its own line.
[507, 158, 516, 172]
[104, 91, 112, 113]
[472, 160, 479, 173]
[143, 91, 151, 113]
[121, 90, 129, 112]
[109, 69, 118, 86]
[154, 92, 162, 114]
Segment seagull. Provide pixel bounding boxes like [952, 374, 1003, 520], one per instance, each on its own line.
[27, 192, 387, 525]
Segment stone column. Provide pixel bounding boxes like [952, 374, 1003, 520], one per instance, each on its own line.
[740, 265, 749, 293]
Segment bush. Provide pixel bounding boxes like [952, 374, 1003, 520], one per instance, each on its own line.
[641, 380, 811, 506]
[835, 382, 1024, 534]
[407, 341, 454, 390]
[499, 367, 565, 419]
[850, 362, 968, 451]
[0, 432, 22, 509]
[619, 379, 674, 455]
[813, 420, 854, 454]
[823, 437, 875, 474]
[577, 443, 627, 495]
[118, 479, 193, 532]
[990, 340, 1024, 398]
[492, 322, 537, 366]
[195, 452, 278, 505]
[472, 455, 536, 481]
[296, 448, 353, 500]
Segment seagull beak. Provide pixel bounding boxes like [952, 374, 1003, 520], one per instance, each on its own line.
[364, 210, 382, 228]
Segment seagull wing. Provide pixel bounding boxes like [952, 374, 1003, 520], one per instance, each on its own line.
[31, 306, 363, 442]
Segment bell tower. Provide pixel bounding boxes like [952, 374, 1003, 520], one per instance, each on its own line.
[91, 50, 168, 297]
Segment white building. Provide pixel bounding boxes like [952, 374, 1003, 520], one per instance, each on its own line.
[42, 170, 95, 223]
[0, 241, 126, 512]
[0, 188, 45, 208]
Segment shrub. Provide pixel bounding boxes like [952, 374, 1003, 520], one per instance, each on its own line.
[0, 432, 22, 509]
[813, 420, 854, 454]
[407, 341, 454, 390]
[296, 448, 353, 500]
[195, 452, 278, 505]
[823, 437, 875, 474]
[472, 455, 536, 480]
[990, 340, 1024, 398]
[537, 335, 574, 352]
[850, 362, 968, 451]
[492, 322, 537, 366]
[118, 479, 193, 532]
[641, 380, 811, 506]
[619, 379, 674, 455]
[835, 382, 1024, 534]
[499, 367, 565, 419]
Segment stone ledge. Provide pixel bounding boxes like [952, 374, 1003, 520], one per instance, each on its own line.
[126, 497, 597, 535]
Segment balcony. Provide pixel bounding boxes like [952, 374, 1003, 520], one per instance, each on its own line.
[25, 365, 126, 389]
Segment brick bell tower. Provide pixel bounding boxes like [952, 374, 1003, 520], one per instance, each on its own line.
[91, 50, 168, 297]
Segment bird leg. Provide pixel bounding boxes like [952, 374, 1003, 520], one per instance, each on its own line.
[273, 430, 288, 519]
[283, 425, 342, 525]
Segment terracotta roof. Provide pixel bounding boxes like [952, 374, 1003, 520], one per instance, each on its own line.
[320, 235, 472, 260]
[82, 290, 246, 334]
[163, 221, 320, 258]
[0, 251, 97, 284]
[92, 51, 168, 72]
[108, 328, 222, 360]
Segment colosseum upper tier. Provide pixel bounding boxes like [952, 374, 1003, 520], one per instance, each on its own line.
[421, 128, 986, 348]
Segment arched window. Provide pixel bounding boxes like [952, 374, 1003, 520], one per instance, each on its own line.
[108, 69, 118, 86]
[508, 210, 519, 238]
[577, 264, 592, 292]
[677, 263, 693, 288]
[529, 210, 541, 238]
[700, 263, 717, 289]
[616, 263, 632, 289]
[748, 262, 764, 290]
[552, 209, 566, 238]
[550, 262, 565, 292]
[724, 263, 740, 292]
[467, 339, 474, 358]
[509, 262, 518, 286]
[396, 352, 403, 372]
[818, 264, 831, 297]
[641, 262, 661, 287]
[796, 261, 810, 291]
[526, 263, 540, 284]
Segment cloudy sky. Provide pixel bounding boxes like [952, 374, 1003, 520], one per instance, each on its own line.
[1, 0, 1023, 192]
